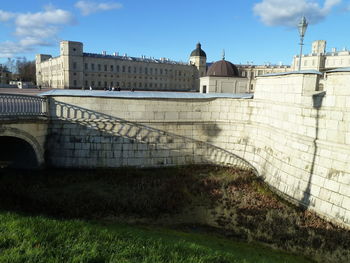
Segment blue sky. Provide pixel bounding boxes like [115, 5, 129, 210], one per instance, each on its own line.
[0, 0, 349, 66]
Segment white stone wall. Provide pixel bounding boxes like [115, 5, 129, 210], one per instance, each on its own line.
[46, 96, 253, 170]
[45, 71, 350, 228]
[199, 76, 248, 94]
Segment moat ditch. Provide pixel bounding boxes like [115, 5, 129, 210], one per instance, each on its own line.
[0, 165, 349, 262]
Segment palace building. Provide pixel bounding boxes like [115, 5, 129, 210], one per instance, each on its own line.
[292, 40, 350, 71]
[36, 41, 206, 91]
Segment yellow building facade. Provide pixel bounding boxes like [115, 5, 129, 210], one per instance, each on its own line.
[36, 41, 205, 91]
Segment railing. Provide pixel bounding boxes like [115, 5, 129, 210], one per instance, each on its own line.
[0, 94, 48, 117]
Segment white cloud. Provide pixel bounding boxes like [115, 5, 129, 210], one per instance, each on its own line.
[253, 0, 341, 27]
[0, 7, 75, 58]
[0, 41, 34, 58]
[0, 10, 15, 22]
[15, 8, 74, 28]
[75, 1, 123, 16]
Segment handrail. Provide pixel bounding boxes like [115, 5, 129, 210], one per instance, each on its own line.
[0, 93, 48, 117]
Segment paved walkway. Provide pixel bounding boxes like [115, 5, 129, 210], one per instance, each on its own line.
[0, 88, 53, 96]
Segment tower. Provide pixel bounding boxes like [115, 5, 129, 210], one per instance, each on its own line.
[189, 42, 207, 91]
[312, 40, 326, 55]
[60, 41, 83, 89]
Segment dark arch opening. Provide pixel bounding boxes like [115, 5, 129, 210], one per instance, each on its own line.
[0, 136, 39, 169]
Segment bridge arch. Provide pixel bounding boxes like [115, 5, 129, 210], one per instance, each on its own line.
[0, 127, 45, 168]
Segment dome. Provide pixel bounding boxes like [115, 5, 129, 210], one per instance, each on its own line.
[190, 42, 206, 57]
[207, 59, 239, 77]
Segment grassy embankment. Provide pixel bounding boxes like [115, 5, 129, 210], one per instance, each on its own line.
[0, 211, 309, 263]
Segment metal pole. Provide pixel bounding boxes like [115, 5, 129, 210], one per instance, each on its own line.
[298, 36, 304, 71]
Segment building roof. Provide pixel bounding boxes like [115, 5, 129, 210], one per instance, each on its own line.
[83, 53, 189, 66]
[258, 70, 322, 77]
[207, 59, 239, 77]
[190, 43, 206, 57]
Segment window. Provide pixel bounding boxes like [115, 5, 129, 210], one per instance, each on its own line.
[104, 81, 107, 87]
[145, 68, 148, 74]
[128, 66, 131, 73]
[85, 80, 88, 86]
[73, 62, 77, 69]
[116, 65, 120, 72]
[139, 67, 142, 73]
[134, 67, 137, 73]
[91, 63, 95, 70]
[85, 63, 88, 70]
[150, 68, 153, 74]
[155, 68, 158, 74]
[73, 80, 77, 86]
[165, 69, 168, 75]
[98, 81, 101, 86]
[122, 66, 125, 72]
[104, 65, 107, 71]
[98, 64, 101, 71]
[110, 65, 114, 71]
[203, 85, 207, 93]
[160, 69, 163, 75]
[92, 81, 95, 86]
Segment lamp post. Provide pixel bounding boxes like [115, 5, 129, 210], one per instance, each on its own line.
[298, 16, 308, 71]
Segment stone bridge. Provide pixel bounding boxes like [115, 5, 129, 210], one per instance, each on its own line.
[1, 70, 350, 229]
[0, 94, 48, 168]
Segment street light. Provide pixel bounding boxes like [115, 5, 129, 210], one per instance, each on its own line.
[298, 16, 308, 71]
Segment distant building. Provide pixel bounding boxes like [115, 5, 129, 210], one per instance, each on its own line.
[292, 40, 350, 71]
[0, 65, 12, 84]
[237, 64, 291, 92]
[36, 41, 205, 91]
[200, 54, 248, 94]
[9, 81, 35, 89]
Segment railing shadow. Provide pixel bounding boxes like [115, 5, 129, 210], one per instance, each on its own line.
[47, 99, 258, 173]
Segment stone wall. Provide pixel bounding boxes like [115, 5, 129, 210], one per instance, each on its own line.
[44, 71, 350, 228]
[46, 96, 253, 170]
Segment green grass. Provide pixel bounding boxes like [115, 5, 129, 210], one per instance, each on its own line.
[0, 211, 312, 263]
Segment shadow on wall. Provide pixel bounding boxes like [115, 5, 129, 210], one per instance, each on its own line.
[46, 99, 257, 173]
[301, 91, 326, 209]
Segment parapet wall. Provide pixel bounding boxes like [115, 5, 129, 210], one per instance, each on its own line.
[44, 71, 350, 228]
